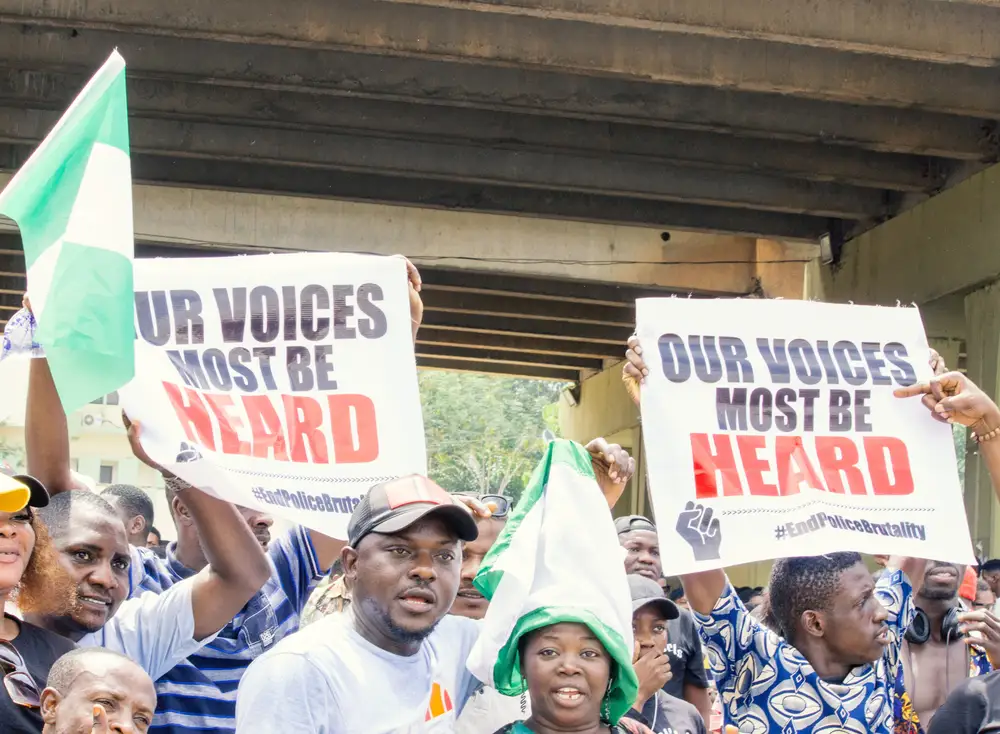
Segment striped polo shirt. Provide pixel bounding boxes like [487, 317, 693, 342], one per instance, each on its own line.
[129, 525, 326, 733]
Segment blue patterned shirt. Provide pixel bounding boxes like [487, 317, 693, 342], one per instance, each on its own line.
[694, 569, 914, 734]
[128, 525, 327, 733]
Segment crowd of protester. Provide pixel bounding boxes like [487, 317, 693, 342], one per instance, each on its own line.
[2, 258, 1000, 733]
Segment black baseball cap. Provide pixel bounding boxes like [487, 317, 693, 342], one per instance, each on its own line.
[347, 475, 479, 547]
[628, 574, 679, 620]
[0, 470, 49, 513]
[615, 515, 656, 535]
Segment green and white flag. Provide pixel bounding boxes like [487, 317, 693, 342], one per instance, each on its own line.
[467, 439, 638, 724]
[0, 51, 134, 413]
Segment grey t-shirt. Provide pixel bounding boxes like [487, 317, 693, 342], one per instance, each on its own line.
[664, 610, 709, 699]
[626, 690, 707, 734]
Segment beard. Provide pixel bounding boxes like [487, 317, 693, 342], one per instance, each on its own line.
[920, 585, 959, 601]
[357, 594, 439, 645]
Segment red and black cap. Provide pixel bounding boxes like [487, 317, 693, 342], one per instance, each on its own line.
[348, 475, 479, 547]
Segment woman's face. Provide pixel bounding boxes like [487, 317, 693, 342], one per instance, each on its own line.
[522, 622, 611, 730]
[0, 508, 35, 594]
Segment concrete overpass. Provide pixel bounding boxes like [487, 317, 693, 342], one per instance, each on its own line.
[2, 1, 1000, 577]
[0, 0, 997, 243]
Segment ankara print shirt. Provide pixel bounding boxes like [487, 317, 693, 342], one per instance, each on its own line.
[692, 570, 914, 734]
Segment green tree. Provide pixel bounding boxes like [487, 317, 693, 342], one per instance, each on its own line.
[419, 371, 563, 504]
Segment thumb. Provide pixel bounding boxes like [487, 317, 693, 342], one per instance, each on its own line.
[91, 704, 110, 733]
[938, 393, 981, 415]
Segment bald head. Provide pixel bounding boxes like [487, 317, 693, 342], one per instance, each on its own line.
[42, 648, 156, 733]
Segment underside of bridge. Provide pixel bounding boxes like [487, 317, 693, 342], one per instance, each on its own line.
[0, 0, 999, 389]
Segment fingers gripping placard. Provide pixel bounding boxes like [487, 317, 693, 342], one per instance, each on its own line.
[120, 253, 427, 540]
[636, 298, 973, 574]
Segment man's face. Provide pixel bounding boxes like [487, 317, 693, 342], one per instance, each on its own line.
[145, 532, 159, 548]
[620, 529, 661, 581]
[236, 505, 273, 550]
[42, 658, 156, 733]
[346, 516, 461, 645]
[983, 569, 1000, 596]
[816, 562, 890, 666]
[50, 507, 130, 635]
[919, 561, 964, 601]
[450, 517, 503, 620]
[633, 605, 669, 657]
[975, 586, 996, 611]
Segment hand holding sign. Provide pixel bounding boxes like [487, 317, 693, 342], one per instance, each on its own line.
[394, 255, 424, 341]
[586, 438, 635, 508]
[622, 334, 646, 407]
[635, 298, 974, 574]
[894, 371, 1000, 438]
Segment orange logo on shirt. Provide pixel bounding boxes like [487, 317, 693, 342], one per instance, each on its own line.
[424, 682, 454, 721]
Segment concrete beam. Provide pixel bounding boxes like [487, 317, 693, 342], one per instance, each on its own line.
[0, 107, 889, 219]
[381, 0, 1000, 66]
[0, 178, 763, 293]
[421, 269, 706, 303]
[0, 27, 992, 159]
[415, 328, 622, 359]
[812, 162, 1000, 305]
[3, 151, 827, 240]
[0, 69, 947, 192]
[417, 356, 577, 381]
[421, 290, 634, 326]
[0, 143, 834, 240]
[415, 343, 603, 371]
[4, 0, 1000, 116]
[419, 311, 632, 344]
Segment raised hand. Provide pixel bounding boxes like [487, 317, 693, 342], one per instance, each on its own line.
[676, 501, 722, 562]
[121, 414, 171, 477]
[894, 371, 1000, 436]
[392, 255, 423, 340]
[958, 609, 1000, 664]
[622, 335, 647, 407]
[586, 438, 635, 509]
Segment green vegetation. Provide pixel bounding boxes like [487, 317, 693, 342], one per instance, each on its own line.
[419, 371, 563, 504]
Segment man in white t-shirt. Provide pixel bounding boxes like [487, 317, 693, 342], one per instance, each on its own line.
[236, 475, 483, 733]
[237, 441, 635, 733]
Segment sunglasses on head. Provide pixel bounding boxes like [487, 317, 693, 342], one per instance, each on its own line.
[0, 641, 40, 709]
[457, 493, 511, 518]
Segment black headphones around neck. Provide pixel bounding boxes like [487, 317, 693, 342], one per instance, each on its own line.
[904, 606, 964, 645]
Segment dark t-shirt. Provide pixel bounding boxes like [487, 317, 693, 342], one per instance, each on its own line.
[663, 610, 709, 699]
[626, 691, 707, 734]
[927, 670, 1000, 734]
[1, 614, 76, 734]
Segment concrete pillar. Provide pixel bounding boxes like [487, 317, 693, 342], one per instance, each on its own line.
[963, 281, 1000, 558]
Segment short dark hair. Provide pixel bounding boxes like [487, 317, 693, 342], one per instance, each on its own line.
[47, 647, 135, 692]
[37, 491, 119, 539]
[101, 484, 154, 528]
[148, 525, 162, 541]
[980, 559, 1000, 574]
[669, 587, 686, 602]
[765, 553, 863, 644]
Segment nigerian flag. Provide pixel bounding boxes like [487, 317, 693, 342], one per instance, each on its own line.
[0, 51, 134, 413]
[467, 439, 638, 724]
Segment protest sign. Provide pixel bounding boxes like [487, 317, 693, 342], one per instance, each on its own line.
[119, 252, 426, 540]
[636, 298, 974, 574]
